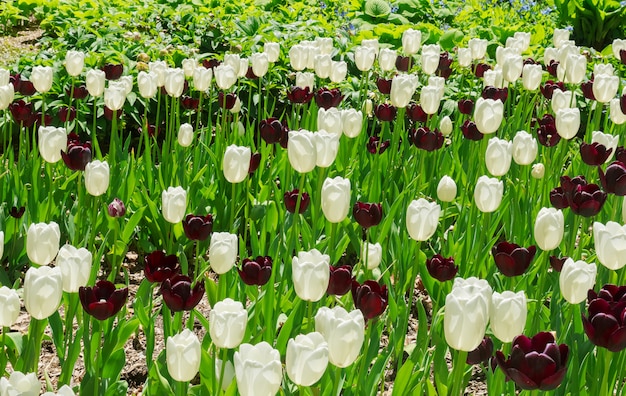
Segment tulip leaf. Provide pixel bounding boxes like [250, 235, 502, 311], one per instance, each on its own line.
[48, 311, 65, 361]
[134, 296, 150, 329]
[104, 380, 128, 396]
[121, 205, 146, 244]
[111, 317, 140, 352]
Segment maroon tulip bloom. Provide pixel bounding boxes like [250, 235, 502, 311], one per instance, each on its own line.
[395, 56, 411, 72]
[107, 198, 126, 218]
[58, 106, 77, 123]
[249, 152, 261, 174]
[327, 265, 353, 296]
[409, 127, 444, 151]
[524, 58, 539, 66]
[245, 66, 259, 80]
[560, 175, 588, 201]
[181, 95, 200, 110]
[549, 256, 568, 272]
[367, 136, 390, 154]
[621, 49, 626, 65]
[9, 73, 22, 92]
[104, 106, 123, 121]
[406, 103, 428, 123]
[482, 86, 508, 102]
[79, 280, 128, 320]
[599, 161, 626, 196]
[9, 100, 34, 123]
[473, 63, 491, 78]
[314, 87, 343, 109]
[160, 275, 205, 312]
[376, 78, 392, 95]
[581, 80, 596, 100]
[615, 146, 626, 163]
[182, 214, 214, 241]
[495, 332, 569, 391]
[426, 254, 458, 282]
[286, 86, 314, 104]
[540, 80, 565, 100]
[461, 120, 483, 141]
[18, 80, 36, 96]
[144, 251, 180, 283]
[492, 241, 536, 277]
[101, 63, 124, 80]
[569, 183, 607, 217]
[621, 93, 626, 114]
[284, 189, 310, 214]
[61, 133, 92, 171]
[259, 117, 288, 145]
[550, 187, 569, 209]
[580, 142, 612, 166]
[458, 99, 474, 115]
[71, 85, 89, 100]
[546, 60, 560, 78]
[353, 202, 383, 229]
[9, 206, 25, 219]
[238, 256, 272, 286]
[437, 52, 453, 79]
[218, 92, 237, 110]
[374, 103, 397, 122]
[467, 336, 494, 365]
[582, 284, 626, 352]
[351, 280, 388, 320]
[202, 59, 221, 69]
[536, 114, 560, 147]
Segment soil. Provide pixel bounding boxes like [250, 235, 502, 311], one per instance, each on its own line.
[0, 26, 42, 67]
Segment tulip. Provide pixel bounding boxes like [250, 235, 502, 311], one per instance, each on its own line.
[287, 86, 313, 104]
[458, 99, 474, 115]
[264, 42, 280, 62]
[38, 126, 67, 163]
[317, 107, 342, 135]
[467, 336, 494, 365]
[436, 175, 457, 202]
[289, 44, 309, 71]
[175, 123, 194, 147]
[468, 38, 488, 59]
[182, 214, 213, 241]
[564, 54, 586, 84]
[259, 117, 287, 145]
[365, 137, 386, 155]
[103, 85, 125, 111]
[591, 130, 618, 155]
[418, 86, 441, 115]
[57, 244, 92, 293]
[341, 109, 363, 138]
[612, 38, 626, 59]
[555, 108, 580, 140]
[483, 69, 504, 89]
[400, 28, 421, 55]
[61, 133, 91, 171]
[223, 145, 251, 183]
[0, 69, 8, 86]
[209, 232, 238, 274]
[314, 130, 339, 168]
[214, 64, 237, 90]
[161, 186, 187, 224]
[234, 342, 282, 396]
[85, 69, 105, 97]
[284, 189, 310, 214]
[406, 198, 441, 241]
[533, 207, 564, 251]
[137, 71, 158, 98]
[144, 251, 180, 283]
[473, 98, 504, 134]
[101, 63, 123, 80]
[378, 48, 397, 71]
[551, 28, 569, 48]
[522, 64, 542, 91]
[30, 66, 53, 93]
[592, 74, 619, 103]
[9, 206, 25, 219]
[436, 117, 452, 138]
[361, 242, 382, 270]
[0, 286, 20, 327]
[26, 221, 60, 265]
[389, 74, 418, 108]
[321, 176, 351, 223]
[485, 137, 513, 176]
[455, 47, 472, 68]
[444, 277, 492, 351]
[374, 103, 396, 122]
[580, 142, 612, 166]
[190, 68, 211, 93]
[502, 54, 523, 83]
[351, 280, 388, 320]
[292, 249, 330, 302]
[209, 298, 247, 349]
[286, 332, 329, 386]
[161, 275, 204, 312]
[560, 258, 597, 304]
[532, 163, 545, 179]
[353, 202, 383, 228]
[329, 61, 347, 83]
[166, 329, 201, 383]
[421, 44, 440, 75]
[181, 58, 197, 78]
[492, 241, 536, 277]
[315, 88, 343, 111]
[583, 284, 626, 352]
[84, 160, 109, 196]
[474, 176, 503, 213]
[315, 306, 365, 367]
[510, 130, 537, 166]
[239, 256, 272, 286]
[163, 68, 185, 97]
[0, 372, 40, 396]
[24, 266, 63, 320]
[354, 45, 376, 72]
[551, 89, 573, 113]
[314, 54, 332, 78]
[610, 98, 626, 124]
[569, 183, 607, 216]
[79, 279, 128, 320]
[549, 256, 568, 272]
[116, 75, 133, 95]
[490, 291, 527, 343]
[592, 221, 626, 270]
[288, 130, 317, 173]
[426, 254, 458, 282]
[0, 83, 14, 110]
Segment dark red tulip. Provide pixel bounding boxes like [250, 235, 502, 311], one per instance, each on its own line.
[621, 93, 626, 114]
[351, 279, 388, 320]
[536, 114, 560, 147]
[314, 87, 343, 109]
[395, 55, 411, 72]
[582, 284, 626, 352]
[218, 92, 237, 110]
[376, 77, 392, 95]
[549, 256, 568, 272]
[259, 117, 288, 146]
[621, 49, 626, 65]
[101, 63, 124, 80]
[245, 66, 259, 80]
[70, 85, 89, 100]
[284, 189, 310, 214]
[524, 58, 539, 66]
[58, 106, 77, 123]
[9, 206, 25, 219]
[9, 100, 34, 123]
[202, 59, 221, 69]
[18, 80, 36, 96]
[560, 175, 588, 202]
[492, 241, 536, 277]
[406, 103, 428, 123]
[615, 146, 626, 163]
[79, 280, 128, 320]
[181, 95, 200, 110]
[457, 99, 474, 115]
[461, 120, 483, 141]
[107, 198, 126, 218]
[569, 184, 607, 217]
[286, 86, 314, 104]
[374, 103, 397, 122]
[182, 214, 213, 241]
[367, 136, 390, 154]
[9, 73, 22, 92]
[550, 187, 569, 209]
[482, 86, 508, 102]
[599, 161, 626, 196]
[467, 336, 494, 365]
[426, 254, 458, 282]
[104, 106, 123, 121]
[327, 265, 353, 296]
[581, 80, 596, 100]
[61, 133, 92, 171]
[353, 202, 383, 229]
[546, 60, 559, 78]
[144, 251, 180, 283]
[238, 256, 272, 286]
[139, 123, 158, 138]
[580, 142, 612, 166]
[248, 152, 261, 174]
[495, 332, 569, 391]
[409, 127, 444, 151]
[540, 80, 565, 100]
[437, 52, 453, 79]
[160, 275, 205, 312]
[473, 63, 491, 78]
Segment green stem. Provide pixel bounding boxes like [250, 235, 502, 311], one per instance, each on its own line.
[25, 317, 45, 373]
[146, 284, 155, 371]
[599, 347, 611, 396]
[333, 365, 343, 396]
[355, 321, 374, 389]
[448, 349, 468, 396]
[92, 99, 101, 159]
[230, 182, 237, 233]
[176, 380, 187, 396]
[217, 347, 228, 394]
[294, 172, 306, 250]
[0, 326, 7, 376]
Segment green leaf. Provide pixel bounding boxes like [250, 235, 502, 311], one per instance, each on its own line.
[121, 205, 146, 244]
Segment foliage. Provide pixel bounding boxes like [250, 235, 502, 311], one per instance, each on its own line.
[554, 0, 626, 50]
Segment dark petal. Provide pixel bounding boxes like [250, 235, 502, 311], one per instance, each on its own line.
[88, 301, 115, 320]
[588, 298, 612, 318]
[524, 352, 557, 387]
[360, 293, 385, 319]
[94, 280, 117, 301]
[590, 314, 620, 347]
[109, 287, 129, 316]
[506, 368, 540, 390]
[538, 366, 568, 391]
[582, 314, 597, 343]
[184, 282, 205, 310]
[494, 253, 520, 277]
[513, 335, 533, 353]
[542, 343, 562, 368]
[608, 327, 626, 352]
[494, 351, 509, 372]
[530, 332, 556, 352]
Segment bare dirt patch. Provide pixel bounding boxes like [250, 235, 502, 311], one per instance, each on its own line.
[0, 26, 43, 67]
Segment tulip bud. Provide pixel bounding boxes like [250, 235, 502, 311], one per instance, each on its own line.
[531, 163, 545, 179]
[439, 116, 453, 136]
[502, 54, 523, 83]
[474, 176, 504, 213]
[104, 86, 126, 111]
[474, 98, 504, 134]
[437, 175, 457, 202]
[444, 277, 492, 351]
[286, 332, 329, 386]
[329, 61, 347, 83]
[378, 48, 397, 71]
[555, 108, 580, 139]
[84, 160, 110, 196]
[162, 186, 187, 224]
[426, 255, 458, 282]
[402, 28, 421, 55]
[317, 107, 342, 135]
[209, 232, 238, 274]
[469, 38, 488, 59]
[24, 266, 63, 320]
[490, 291, 527, 343]
[564, 54, 586, 84]
[315, 306, 365, 367]
[288, 130, 317, 173]
[234, 342, 282, 396]
[30, 66, 53, 93]
[420, 85, 442, 115]
[1, 372, 40, 396]
[421, 44, 440, 75]
[64, 50, 85, 77]
[193, 67, 212, 92]
[292, 249, 330, 302]
[26, 221, 60, 265]
[360, 242, 382, 270]
[512, 130, 538, 165]
[314, 54, 332, 79]
[177, 123, 194, 147]
[406, 198, 441, 241]
[166, 329, 201, 382]
[137, 71, 158, 99]
[264, 42, 280, 62]
[610, 98, 626, 124]
[164, 68, 185, 97]
[250, 52, 269, 78]
[560, 258, 597, 304]
[341, 108, 363, 138]
[485, 137, 513, 176]
[593, 74, 619, 103]
[214, 64, 237, 90]
[593, 221, 626, 270]
[321, 176, 351, 223]
[38, 126, 68, 163]
[223, 145, 251, 183]
[0, 83, 14, 110]
[0, 286, 20, 327]
[209, 298, 248, 348]
[551, 89, 573, 113]
[389, 74, 419, 109]
[362, 98, 373, 116]
[522, 64, 542, 91]
[85, 69, 106, 97]
[57, 244, 92, 293]
[534, 207, 564, 251]
[314, 130, 339, 168]
[354, 46, 376, 72]
[457, 48, 472, 67]
[289, 44, 309, 71]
